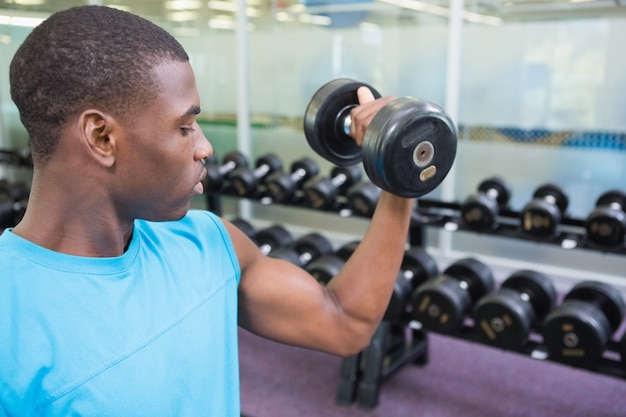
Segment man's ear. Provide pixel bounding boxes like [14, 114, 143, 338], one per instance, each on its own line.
[79, 110, 118, 168]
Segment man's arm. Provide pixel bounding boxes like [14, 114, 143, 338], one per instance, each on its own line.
[232, 88, 415, 357]
[230, 191, 413, 357]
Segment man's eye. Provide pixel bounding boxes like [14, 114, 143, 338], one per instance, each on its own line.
[181, 127, 195, 135]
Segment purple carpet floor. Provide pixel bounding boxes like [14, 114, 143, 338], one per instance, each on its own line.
[239, 328, 626, 417]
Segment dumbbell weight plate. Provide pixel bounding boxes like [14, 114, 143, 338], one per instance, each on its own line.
[443, 258, 495, 304]
[411, 258, 493, 334]
[533, 184, 569, 214]
[474, 288, 534, 350]
[385, 247, 438, 322]
[304, 78, 381, 167]
[542, 300, 612, 366]
[473, 270, 555, 350]
[294, 233, 334, 262]
[596, 190, 626, 209]
[230, 217, 256, 240]
[268, 247, 304, 266]
[255, 225, 293, 255]
[543, 281, 625, 366]
[306, 254, 345, 285]
[335, 241, 359, 261]
[586, 190, 626, 247]
[502, 270, 556, 320]
[565, 281, 625, 332]
[347, 182, 381, 217]
[477, 176, 511, 206]
[362, 97, 457, 198]
[411, 276, 471, 334]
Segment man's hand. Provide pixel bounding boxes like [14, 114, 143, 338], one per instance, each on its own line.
[348, 87, 396, 146]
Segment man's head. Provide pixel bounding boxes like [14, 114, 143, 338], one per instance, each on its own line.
[9, 5, 189, 167]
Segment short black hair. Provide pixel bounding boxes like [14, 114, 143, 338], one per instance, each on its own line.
[9, 5, 189, 166]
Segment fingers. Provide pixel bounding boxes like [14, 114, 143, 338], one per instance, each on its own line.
[349, 91, 396, 146]
[357, 86, 376, 105]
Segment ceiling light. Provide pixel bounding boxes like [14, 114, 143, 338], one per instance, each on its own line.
[165, 0, 203, 10]
[13, 0, 46, 5]
[0, 15, 45, 27]
[207, 0, 237, 12]
[167, 11, 199, 21]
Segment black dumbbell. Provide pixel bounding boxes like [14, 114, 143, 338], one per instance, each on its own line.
[384, 247, 439, 322]
[585, 190, 626, 248]
[306, 243, 439, 324]
[520, 183, 569, 239]
[303, 78, 457, 198]
[306, 241, 360, 286]
[473, 270, 556, 350]
[542, 280, 625, 367]
[204, 151, 248, 192]
[411, 258, 494, 334]
[254, 224, 294, 256]
[304, 165, 362, 210]
[461, 176, 512, 232]
[230, 217, 257, 241]
[269, 233, 334, 268]
[230, 153, 283, 198]
[0, 182, 29, 229]
[264, 157, 319, 204]
[346, 182, 381, 218]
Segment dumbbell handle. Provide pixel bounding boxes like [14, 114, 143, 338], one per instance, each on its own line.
[541, 194, 557, 205]
[218, 160, 238, 175]
[298, 250, 316, 265]
[401, 269, 414, 280]
[608, 202, 624, 211]
[290, 167, 308, 183]
[259, 243, 273, 255]
[331, 172, 348, 188]
[253, 163, 272, 178]
[485, 188, 500, 200]
[343, 114, 353, 135]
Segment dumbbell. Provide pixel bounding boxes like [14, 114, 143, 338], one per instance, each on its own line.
[230, 217, 257, 241]
[411, 258, 495, 334]
[304, 165, 362, 210]
[0, 182, 29, 229]
[204, 151, 248, 192]
[520, 183, 569, 239]
[306, 243, 439, 324]
[268, 233, 334, 268]
[585, 190, 626, 248]
[384, 247, 439, 322]
[264, 157, 319, 204]
[461, 176, 512, 232]
[306, 241, 360, 286]
[230, 153, 283, 198]
[253, 224, 294, 256]
[303, 78, 457, 198]
[346, 182, 381, 218]
[542, 280, 625, 367]
[473, 270, 556, 350]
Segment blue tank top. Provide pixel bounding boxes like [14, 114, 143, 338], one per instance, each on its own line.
[0, 210, 241, 416]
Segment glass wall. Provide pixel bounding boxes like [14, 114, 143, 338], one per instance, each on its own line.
[1, 0, 625, 282]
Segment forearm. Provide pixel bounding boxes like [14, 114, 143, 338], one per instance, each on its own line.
[325, 191, 414, 348]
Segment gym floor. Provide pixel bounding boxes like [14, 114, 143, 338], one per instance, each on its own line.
[239, 327, 626, 417]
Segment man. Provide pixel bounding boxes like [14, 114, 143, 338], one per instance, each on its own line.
[0, 5, 414, 416]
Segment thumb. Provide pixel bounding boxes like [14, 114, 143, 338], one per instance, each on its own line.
[357, 86, 376, 105]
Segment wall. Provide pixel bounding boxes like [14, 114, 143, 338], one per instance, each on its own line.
[1, 6, 625, 290]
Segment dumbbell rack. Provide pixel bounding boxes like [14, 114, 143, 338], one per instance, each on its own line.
[346, 198, 626, 409]
[205, 175, 626, 411]
[416, 198, 626, 255]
